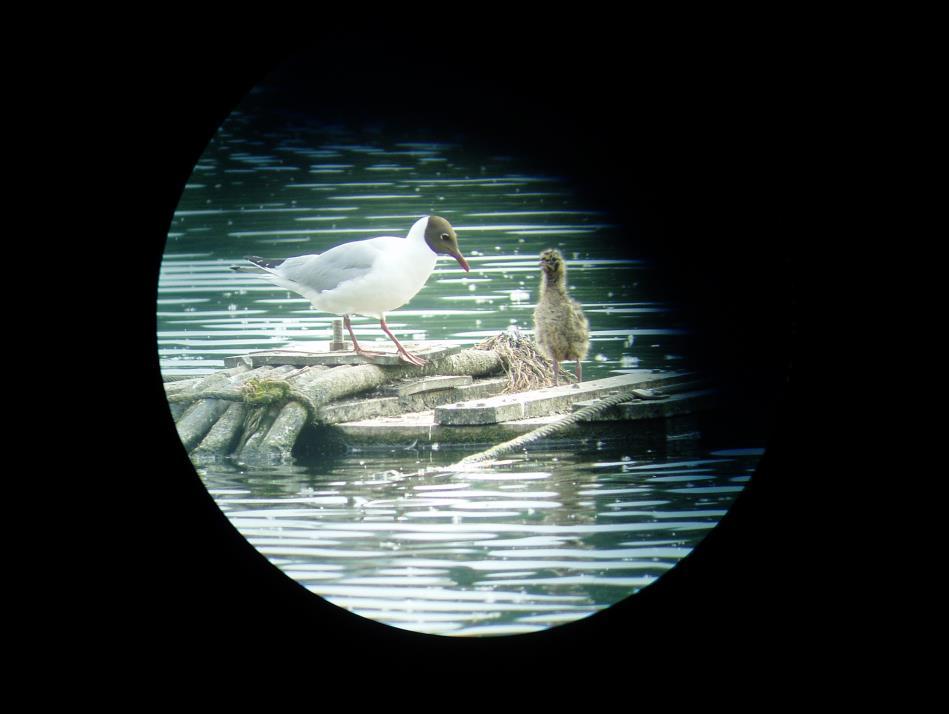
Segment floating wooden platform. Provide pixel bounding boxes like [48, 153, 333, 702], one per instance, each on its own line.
[169, 335, 717, 462]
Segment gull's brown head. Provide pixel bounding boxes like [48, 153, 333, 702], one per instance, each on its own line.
[424, 215, 470, 272]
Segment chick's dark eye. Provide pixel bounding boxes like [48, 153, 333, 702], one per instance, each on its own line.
[441, 233, 450, 241]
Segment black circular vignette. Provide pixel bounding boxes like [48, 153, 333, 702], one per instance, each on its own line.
[112, 36, 797, 665]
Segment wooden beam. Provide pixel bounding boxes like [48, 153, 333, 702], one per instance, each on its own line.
[569, 388, 719, 421]
[381, 375, 473, 397]
[433, 371, 693, 425]
[330, 386, 715, 446]
[318, 377, 507, 425]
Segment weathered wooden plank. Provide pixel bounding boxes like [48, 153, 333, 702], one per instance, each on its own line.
[176, 399, 232, 452]
[168, 364, 298, 405]
[163, 373, 208, 384]
[230, 365, 315, 460]
[236, 404, 283, 456]
[434, 371, 692, 425]
[382, 375, 473, 397]
[164, 365, 249, 398]
[442, 377, 508, 402]
[243, 348, 504, 460]
[192, 401, 248, 457]
[330, 386, 714, 446]
[569, 388, 718, 421]
[333, 410, 467, 444]
[317, 376, 508, 425]
[171, 365, 294, 459]
[223, 342, 465, 368]
[173, 365, 293, 450]
[319, 396, 402, 424]
[628, 388, 665, 400]
[168, 402, 189, 421]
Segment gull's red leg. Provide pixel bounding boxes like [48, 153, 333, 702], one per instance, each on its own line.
[343, 315, 386, 358]
[379, 318, 426, 367]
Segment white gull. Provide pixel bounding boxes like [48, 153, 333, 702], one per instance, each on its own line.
[231, 215, 470, 366]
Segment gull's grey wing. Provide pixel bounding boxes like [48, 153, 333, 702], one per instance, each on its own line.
[273, 239, 387, 294]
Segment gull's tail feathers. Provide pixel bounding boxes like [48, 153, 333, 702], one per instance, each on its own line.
[229, 256, 284, 274]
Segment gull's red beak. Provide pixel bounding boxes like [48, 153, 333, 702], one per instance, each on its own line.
[450, 250, 470, 272]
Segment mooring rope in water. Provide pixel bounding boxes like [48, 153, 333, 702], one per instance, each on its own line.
[454, 389, 639, 466]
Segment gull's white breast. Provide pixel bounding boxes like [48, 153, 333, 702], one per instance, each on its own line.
[308, 235, 437, 318]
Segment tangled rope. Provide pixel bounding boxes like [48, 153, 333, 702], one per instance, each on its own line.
[455, 389, 637, 465]
[474, 330, 573, 393]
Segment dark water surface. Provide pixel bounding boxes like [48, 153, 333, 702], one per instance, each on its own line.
[158, 87, 768, 636]
[200, 435, 762, 636]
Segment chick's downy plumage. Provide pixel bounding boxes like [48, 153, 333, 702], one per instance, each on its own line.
[532, 248, 589, 385]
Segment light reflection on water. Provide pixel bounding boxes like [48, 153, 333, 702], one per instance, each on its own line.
[197, 436, 762, 636]
[160, 113, 764, 636]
